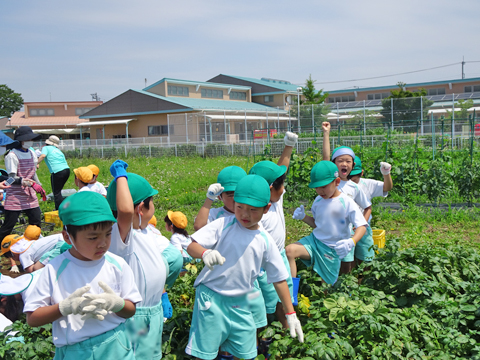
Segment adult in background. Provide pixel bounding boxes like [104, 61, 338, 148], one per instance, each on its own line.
[37, 135, 70, 210]
[0, 127, 42, 248]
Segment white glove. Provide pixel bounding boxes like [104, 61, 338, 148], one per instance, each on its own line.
[292, 205, 306, 220]
[334, 238, 355, 259]
[59, 285, 92, 316]
[285, 312, 304, 343]
[380, 162, 392, 175]
[81, 306, 109, 321]
[284, 131, 298, 147]
[10, 265, 20, 273]
[83, 281, 125, 313]
[202, 249, 225, 271]
[206, 183, 224, 201]
[22, 179, 34, 187]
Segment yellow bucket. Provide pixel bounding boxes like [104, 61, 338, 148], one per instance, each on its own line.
[372, 229, 386, 252]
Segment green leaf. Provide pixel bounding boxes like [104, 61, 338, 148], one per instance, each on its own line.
[323, 298, 337, 309]
[460, 304, 477, 312]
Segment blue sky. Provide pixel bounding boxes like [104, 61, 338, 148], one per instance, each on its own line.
[2, 0, 480, 102]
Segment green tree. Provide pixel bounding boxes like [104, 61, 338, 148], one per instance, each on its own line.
[380, 82, 433, 132]
[301, 74, 329, 105]
[0, 85, 23, 117]
[450, 99, 473, 120]
[293, 75, 331, 129]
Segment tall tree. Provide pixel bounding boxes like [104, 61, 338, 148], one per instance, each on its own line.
[301, 74, 329, 105]
[450, 99, 474, 120]
[381, 82, 433, 131]
[294, 75, 330, 128]
[0, 85, 23, 117]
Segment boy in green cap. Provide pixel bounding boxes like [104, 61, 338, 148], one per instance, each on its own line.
[286, 161, 368, 285]
[321, 122, 372, 273]
[193, 165, 246, 230]
[107, 160, 182, 360]
[186, 175, 303, 360]
[248, 131, 298, 330]
[24, 191, 142, 360]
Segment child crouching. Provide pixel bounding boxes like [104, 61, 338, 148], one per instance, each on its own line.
[24, 191, 142, 360]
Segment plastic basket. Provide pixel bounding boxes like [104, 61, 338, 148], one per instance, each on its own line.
[372, 229, 386, 252]
[44, 211, 63, 228]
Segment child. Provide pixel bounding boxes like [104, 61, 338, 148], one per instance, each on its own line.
[1, 225, 42, 273]
[24, 191, 142, 360]
[185, 175, 303, 360]
[193, 165, 246, 230]
[87, 164, 107, 196]
[248, 131, 298, 328]
[286, 161, 368, 285]
[106, 160, 182, 359]
[164, 211, 193, 264]
[73, 167, 94, 192]
[322, 122, 372, 273]
[0, 272, 34, 322]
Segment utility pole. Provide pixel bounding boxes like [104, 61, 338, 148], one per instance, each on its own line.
[145, 78, 147, 88]
[91, 93, 100, 101]
[462, 56, 465, 79]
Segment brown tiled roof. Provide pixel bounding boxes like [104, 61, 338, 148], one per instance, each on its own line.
[8, 112, 86, 128]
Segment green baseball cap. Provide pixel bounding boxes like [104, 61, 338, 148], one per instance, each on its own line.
[107, 173, 159, 211]
[234, 175, 271, 207]
[350, 156, 363, 176]
[217, 166, 247, 192]
[309, 161, 340, 188]
[331, 146, 355, 161]
[248, 161, 287, 185]
[59, 192, 117, 226]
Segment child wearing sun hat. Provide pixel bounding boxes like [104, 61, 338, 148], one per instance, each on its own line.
[87, 164, 107, 196]
[73, 167, 94, 192]
[1, 225, 42, 273]
[164, 210, 193, 264]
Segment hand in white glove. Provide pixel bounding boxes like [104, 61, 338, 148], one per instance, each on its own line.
[22, 179, 34, 187]
[206, 183, 224, 201]
[285, 312, 304, 343]
[83, 281, 125, 313]
[10, 265, 20, 273]
[380, 162, 392, 175]
[292, 205, 306, 220]
[59, 285, 92, 316]
[334, 238, 356, 259]
[202, 249, 225, 271]
[284, 131, 298, 147]
[81, 306, 109, 321]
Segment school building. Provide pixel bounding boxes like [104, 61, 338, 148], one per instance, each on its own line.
[78, 75, 302, 143]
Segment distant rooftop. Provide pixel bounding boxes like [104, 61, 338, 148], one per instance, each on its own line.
[219, 74, 300, 93]
[143, 78, 251, 92]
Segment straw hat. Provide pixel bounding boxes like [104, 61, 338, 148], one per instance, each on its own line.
[45, 135, 60, 147]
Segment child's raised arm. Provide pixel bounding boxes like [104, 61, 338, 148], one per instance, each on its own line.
[277, 131, 298, 169]
[380, 162, 393, 192]
[193, 183, 224, 231]
[110, 160, 134, 242]
[322, 122, 331, 161]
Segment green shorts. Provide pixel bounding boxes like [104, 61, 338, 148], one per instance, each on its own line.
[40, 241, 71, 265]
[257, 249, 293, 314]
[53, 322, 134, 360]
[342, 226, 374, 263]
[298, 233, 340, 285]
[250, 280, 267, 328]
[186, 284, 257, 360]
[161, 245, 183, 289]
[127, 301, 164, 360]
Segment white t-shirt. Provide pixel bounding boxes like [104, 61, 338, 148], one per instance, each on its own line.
[24, 250, 141, 347]
[260, 190, 286, 252]
[87, 182, 107, 196]
[77, 186, 92, 192]
[5, 148, 38, 175]
[192, 215, 288, 297]
[109, 223, 168, 308]
[311, 193, 368, 247]
[170, 233, 192, 257]
[338, 180, 371, 211]
[357, 178, 388, 223]
[146, 225, 171, 252]
[19, 234, 64, 269]
[22, 268, 44, 303]
[208, 206, 234, 223]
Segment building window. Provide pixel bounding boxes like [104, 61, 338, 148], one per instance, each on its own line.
[148, 125, 174, 136]
[465, 85, 480, 93]
[427, 88, 446, 96]
[168, 86, 189, 96]
[75, 108, 94, 115]
[366, 93, 390, 101]
[329, 95, 355, 103]
[264, 95, 274, 103]
[29, 108, 54, 116]
[229, 91, 247, 100]
[201, 89, 223, 99]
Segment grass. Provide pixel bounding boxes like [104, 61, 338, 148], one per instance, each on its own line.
[1, 154, 479, 253]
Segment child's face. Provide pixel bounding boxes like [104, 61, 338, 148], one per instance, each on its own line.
[63, 224, 112, 261]
[220, 191, 235, 213]
[315, 178, 341, 199]
[270, 183, 284, 203]
[334, 155, 354, 180]
[137, 200, 155, 230]
[165, 222, 173, 233]
[234, 202, 270, 230]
